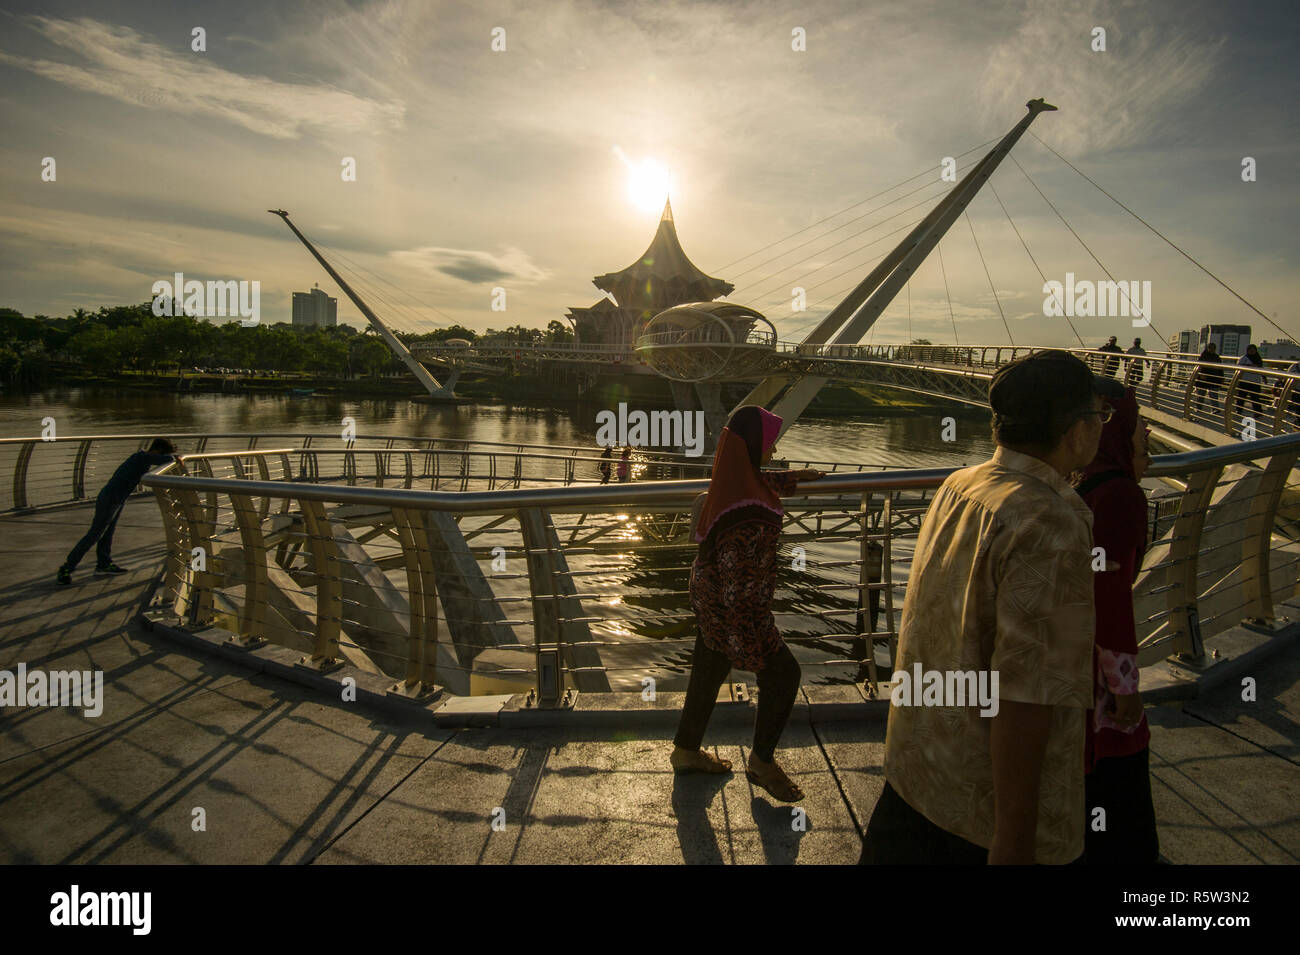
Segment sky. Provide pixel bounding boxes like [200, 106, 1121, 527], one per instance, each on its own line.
[0, 0, 1297, 349]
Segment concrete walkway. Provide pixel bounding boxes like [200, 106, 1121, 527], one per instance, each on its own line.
[1, 498, 1297, 864]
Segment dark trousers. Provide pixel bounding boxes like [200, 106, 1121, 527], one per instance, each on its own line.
[1193, 385, 1220, 415]
[672, 633, 801, 763]
[859, 781, 988, 864]
[1083, 747, 1160, 864]
[1235, 382, 1265, 420]
[64, 494, 125, 570]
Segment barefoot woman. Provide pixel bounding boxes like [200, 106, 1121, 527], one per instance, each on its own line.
[670, 406, 824, 801]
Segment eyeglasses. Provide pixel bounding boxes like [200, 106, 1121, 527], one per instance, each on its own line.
[1077, 406, 1115, 424]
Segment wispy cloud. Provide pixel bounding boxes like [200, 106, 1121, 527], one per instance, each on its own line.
[0, 16, 404, 140]
[390, 246, 550, 284]
[979, 0, 1225, 154]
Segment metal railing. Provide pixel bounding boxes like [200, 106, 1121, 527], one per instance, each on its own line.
[771, 342, 1300, 441]
[136, 432, 1300, 701]
[0, 431, 892, 514]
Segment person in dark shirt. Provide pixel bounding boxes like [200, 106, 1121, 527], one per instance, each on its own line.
[1193, 343, 1223, 417]
[1098, 336, 1124, 378]
[56, 438, 176, 583]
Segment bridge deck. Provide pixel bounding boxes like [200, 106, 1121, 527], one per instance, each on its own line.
[1, 499, 1296, 864]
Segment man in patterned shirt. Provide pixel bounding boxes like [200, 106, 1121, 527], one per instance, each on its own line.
[860, 350, 1124, 864]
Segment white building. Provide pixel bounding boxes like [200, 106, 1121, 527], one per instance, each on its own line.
[1258, 339, 1300, 361]
[1199, 324, 1251, 357]
[1169, 329, 1198, 354]
[292, 285, 337, 327]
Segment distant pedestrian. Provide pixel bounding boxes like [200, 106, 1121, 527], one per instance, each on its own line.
[617, 447, 631, 482]
[1235, 344, 1267, 423]
[1192, 343, 1223, 417]
[598, 446, 612, 484]
[1098, 336, 1124, 377]
[1073, 386, 1160, 864]
[671, 406, 824, 800]
[57, 438, 176, 584]
[1124, 338, 1147, 385]
[860, 350, 1123, 864]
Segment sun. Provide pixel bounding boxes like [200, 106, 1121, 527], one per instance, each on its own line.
[626, 157, 670, 213]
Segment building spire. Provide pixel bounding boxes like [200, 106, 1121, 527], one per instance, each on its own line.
[661, 195, 673, 223]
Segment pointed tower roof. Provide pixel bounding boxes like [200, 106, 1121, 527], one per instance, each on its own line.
[592, 198, 733, 313]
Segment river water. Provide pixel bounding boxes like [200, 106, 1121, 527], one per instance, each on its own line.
[0, 386, 995, 467]
[2, 386, 996, 690]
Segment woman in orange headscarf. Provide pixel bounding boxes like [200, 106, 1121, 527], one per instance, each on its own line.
[670, 406, 824, 801]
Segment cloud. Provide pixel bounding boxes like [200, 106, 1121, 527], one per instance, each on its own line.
[0, 16, 403, 140]
[978, 0, 1225, 154]
[390, 246, 550, 285]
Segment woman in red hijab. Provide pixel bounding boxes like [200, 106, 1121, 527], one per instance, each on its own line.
[1074, 385, 1160, 863]
[670, 406, 823, 801]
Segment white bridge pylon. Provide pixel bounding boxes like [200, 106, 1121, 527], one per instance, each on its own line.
[737, 97, 1059, 438]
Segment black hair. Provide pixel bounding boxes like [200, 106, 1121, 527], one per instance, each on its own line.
[989, 352, 1095, 452]
[148, 438, 175, 455]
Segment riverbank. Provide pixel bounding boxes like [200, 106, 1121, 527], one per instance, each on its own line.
[25, 369, 985, 420]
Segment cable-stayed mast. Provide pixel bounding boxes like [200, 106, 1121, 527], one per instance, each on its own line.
[269, 210, 456, 398]
[741, 98, 1058, 434]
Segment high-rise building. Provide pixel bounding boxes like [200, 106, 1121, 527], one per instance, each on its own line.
[1199, 324, 1251, 357]
[1258, 339, 1300, 361]
[292, 285, 337, 327]
[1170, 329, 1198, 354]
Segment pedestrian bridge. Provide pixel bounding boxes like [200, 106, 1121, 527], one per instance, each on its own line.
[414, 338, 1300, 450]
[2, 429, 1298, 864]
[4, 428, 1297, 703]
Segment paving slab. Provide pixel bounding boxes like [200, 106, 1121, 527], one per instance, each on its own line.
[316, 722, 859, 865]
[0, 673, 450, 864]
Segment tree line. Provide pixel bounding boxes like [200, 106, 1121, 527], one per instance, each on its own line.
[0, 304, 574, 386]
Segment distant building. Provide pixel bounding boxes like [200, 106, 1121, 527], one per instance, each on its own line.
[1169, 329, 1198, 354]
[1199, 324, 1251, 357]
[1258, 339, 1300, 362]
[292, 285, 337, 327]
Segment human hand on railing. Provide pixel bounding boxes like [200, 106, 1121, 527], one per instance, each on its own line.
[796, 469, 826, 482]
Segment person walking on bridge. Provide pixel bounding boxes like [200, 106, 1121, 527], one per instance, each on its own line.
[1235, 343, 1267, 424]
[1124, 338, 1147, 386]
[860, 351, 1123, 864]
[617, 447, 631, 482]
[1072, 386, 1160, 864]
[1098, 336, 1123, 378]
[670, 406, 824, 801]
[56, 438, 176, 584]
[1193, 342, 1223, 417]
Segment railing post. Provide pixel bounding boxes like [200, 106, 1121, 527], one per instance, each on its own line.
[1240, 451, 1298, 621]
[228, 491, 270, 648]
[72, 439, 93, 500]
[1275, 377, 1298, 435]
[520, 506, 569, 706]
[391, 506, 441, 696]
[1221, 371, 1239, 436]
[298, 498, 344, 671]
[1164, 465, 1222, 661]
[12, 440, 35, 510]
